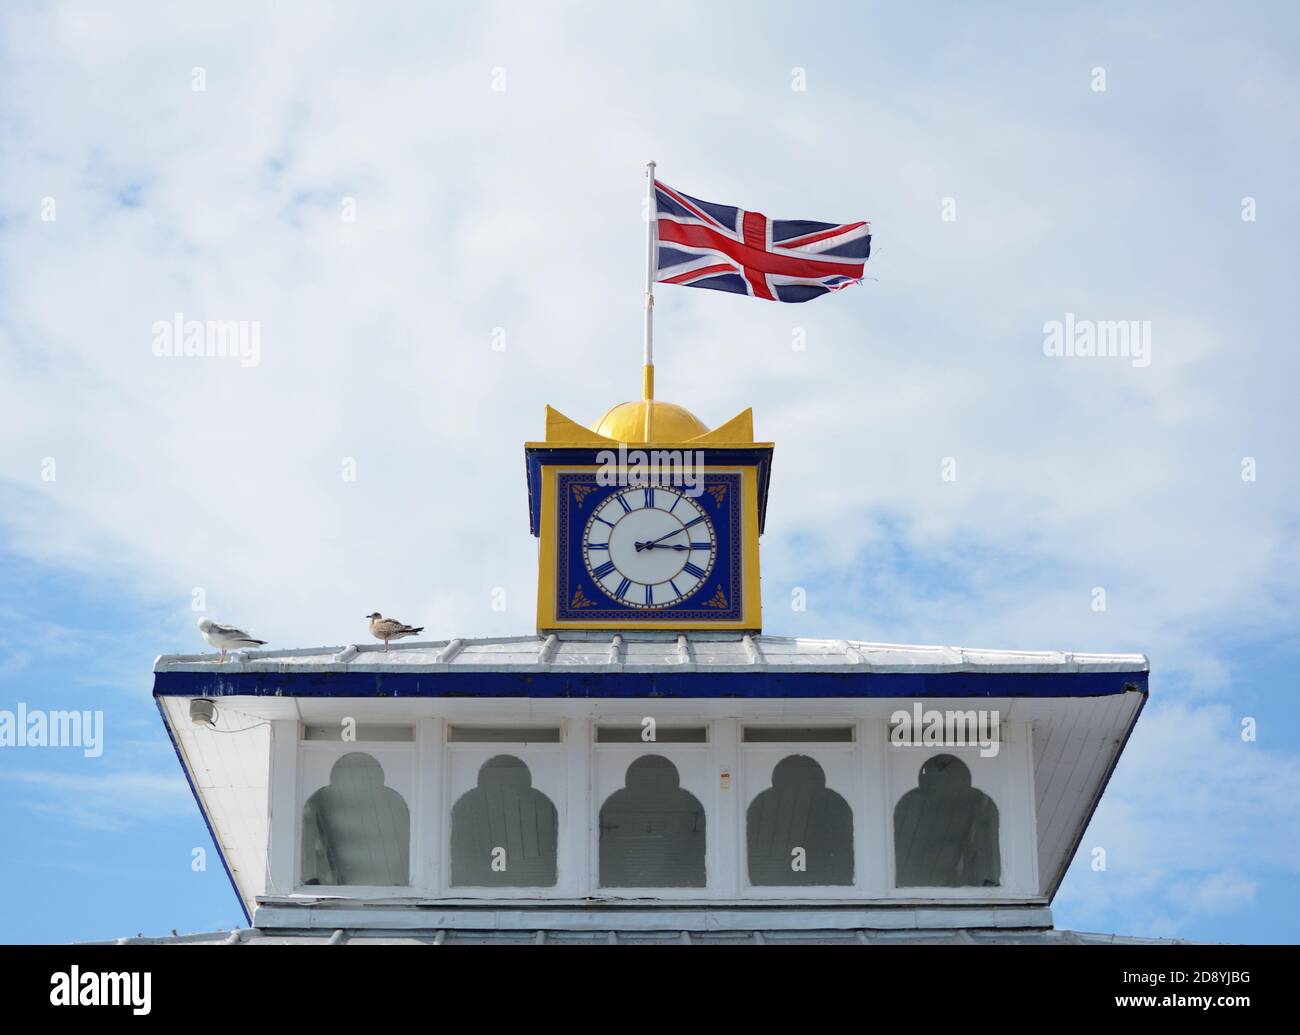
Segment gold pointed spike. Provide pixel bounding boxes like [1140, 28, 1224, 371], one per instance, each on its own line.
[687, 408, 758, 445]
[532, 405, 615, 446]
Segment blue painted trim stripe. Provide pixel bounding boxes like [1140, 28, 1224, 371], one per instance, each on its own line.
[154, 669, 1146, 700]
[523, 446, 775, 538]
[154, 696, 252, 926]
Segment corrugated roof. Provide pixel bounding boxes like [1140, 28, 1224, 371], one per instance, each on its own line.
[92, 926, 1194, 946]
[155, 632, 1148, 676]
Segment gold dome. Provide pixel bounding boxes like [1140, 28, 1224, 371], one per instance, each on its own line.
[590, 400, 710, 443]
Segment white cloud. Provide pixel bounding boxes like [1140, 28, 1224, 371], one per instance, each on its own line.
[0, 769, 191, 831]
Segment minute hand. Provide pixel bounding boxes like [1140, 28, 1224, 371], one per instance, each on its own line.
[635, 528, 687, 552]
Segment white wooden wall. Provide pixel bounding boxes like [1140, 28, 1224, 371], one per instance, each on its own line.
[269, 703, 1041, 903]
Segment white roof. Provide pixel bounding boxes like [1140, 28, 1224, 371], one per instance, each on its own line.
[155, 632, 1148, 675]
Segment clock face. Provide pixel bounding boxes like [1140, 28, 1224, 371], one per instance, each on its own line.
[581, 486, 718, 609]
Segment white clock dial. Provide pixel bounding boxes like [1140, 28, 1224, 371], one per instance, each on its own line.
[582, 486, 717, 609]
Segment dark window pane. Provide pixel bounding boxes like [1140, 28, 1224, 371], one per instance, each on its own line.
[448, 726, 561, 743]
[599, 755, 706, 888]
[451, 755, 558, 887]
[893, 754, 1000, 887]
[301, 752, 410, 886]
[747, 755, 854, 886]
[743, 727, 854, 743]
[596, 726, 708, 743]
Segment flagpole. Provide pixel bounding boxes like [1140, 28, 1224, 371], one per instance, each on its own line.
[643, 160, 656, 441]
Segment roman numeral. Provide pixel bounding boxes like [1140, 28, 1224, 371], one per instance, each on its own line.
[587, 542, 609, 550]
[616, 494, 632, 513]
[593, 561, 616, 578]
[683, 515, 705, 529]
[644, 488, 655, 508]
[615, 577, 631, 600]
[683, 562, 706, 579]
[645, 584, 653, 605]
[689, 542, 710, 550]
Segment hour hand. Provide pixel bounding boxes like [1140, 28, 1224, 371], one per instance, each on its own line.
[635, 528, 687, 552]
[636, 542, 688, 552]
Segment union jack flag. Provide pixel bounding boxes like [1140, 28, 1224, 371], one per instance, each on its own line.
[654, 180, 871, 303]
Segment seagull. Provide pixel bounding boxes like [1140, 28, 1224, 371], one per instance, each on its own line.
[197, 617, 267, 664]
[366, 612, 424, 652]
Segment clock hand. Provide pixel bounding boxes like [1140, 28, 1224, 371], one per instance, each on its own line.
[646, 527, 688, 547]
[637, 543, 689, 552]
[635, 528, 688, 552]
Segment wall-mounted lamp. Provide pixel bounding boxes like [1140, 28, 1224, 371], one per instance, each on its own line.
[189, 699, 218, 728]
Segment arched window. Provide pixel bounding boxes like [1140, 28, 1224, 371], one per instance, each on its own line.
[893, 754, 1000, 887]
[450, 755, 558, 887]
[747, 754, 854, 886]
[599, 755, 705, 888]
[301, 752, 410, 886]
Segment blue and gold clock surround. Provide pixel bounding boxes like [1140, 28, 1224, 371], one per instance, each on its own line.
[526, 404, 772, 632]
[561, 472, 741, 622]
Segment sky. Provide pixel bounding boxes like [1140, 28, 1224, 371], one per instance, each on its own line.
[0, 0, 1297, 943]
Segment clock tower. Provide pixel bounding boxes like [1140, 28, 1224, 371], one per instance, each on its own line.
[525, 397, 773, 631]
